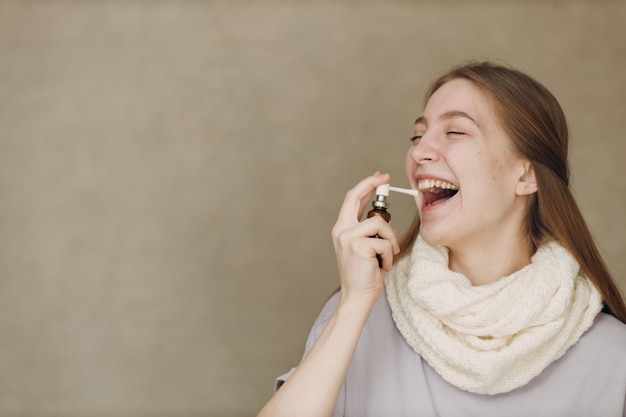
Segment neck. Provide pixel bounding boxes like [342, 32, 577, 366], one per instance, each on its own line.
[448, 236, 534, 286]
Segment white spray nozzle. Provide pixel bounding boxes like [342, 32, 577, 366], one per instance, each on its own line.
[375, 184, 390, 196]
[389, 186, 418, 196]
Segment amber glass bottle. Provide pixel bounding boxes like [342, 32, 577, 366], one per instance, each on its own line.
[367, 185, 391, 267]
[367, 194, 391, 223]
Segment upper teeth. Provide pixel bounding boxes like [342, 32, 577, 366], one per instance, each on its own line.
[417, 179, 458, 191]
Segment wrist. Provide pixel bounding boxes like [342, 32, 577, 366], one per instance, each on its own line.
[337, 292, 377, 325]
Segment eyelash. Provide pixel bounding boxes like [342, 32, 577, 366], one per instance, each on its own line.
[409, 131, 465, 142]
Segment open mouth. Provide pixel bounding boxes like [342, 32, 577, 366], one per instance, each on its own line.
[418, 179, 459, 206]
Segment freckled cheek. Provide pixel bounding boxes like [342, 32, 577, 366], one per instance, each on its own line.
[491, 160, 505, 181]
[469, 152, 500, 181]
[489, 156, 515, 182]
[495, 155, 510, 170]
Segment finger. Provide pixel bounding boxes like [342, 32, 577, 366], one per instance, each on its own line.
[350, 216, 400, 254]
[371, 222, 400, 255]
[335, 215, 389, 242]
[368, 238, 396, 271]
[336, 173, 391, 224]
[335, 220, 399, 268]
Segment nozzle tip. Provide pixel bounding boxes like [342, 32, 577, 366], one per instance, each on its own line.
[375, 184, 390, 196]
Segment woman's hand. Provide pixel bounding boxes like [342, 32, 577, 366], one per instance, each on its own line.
[331, 172, 400, 306]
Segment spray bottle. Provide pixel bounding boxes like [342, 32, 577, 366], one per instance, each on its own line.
[367, 184, 391, 224]
[367, 184, 417, 267]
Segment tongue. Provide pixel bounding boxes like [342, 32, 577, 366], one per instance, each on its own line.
[424, 189, 456, 206]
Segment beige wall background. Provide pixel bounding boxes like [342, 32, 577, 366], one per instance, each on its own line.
[1, 0, 625, 416]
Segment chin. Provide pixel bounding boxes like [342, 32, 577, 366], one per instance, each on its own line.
[417, 227, 450, 248]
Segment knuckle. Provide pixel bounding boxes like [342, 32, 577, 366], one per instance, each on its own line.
[333, 228, 351, 248]
[343, 189, 356, 202]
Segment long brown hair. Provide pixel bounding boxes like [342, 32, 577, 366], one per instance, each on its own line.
[397, 61, 626, 323]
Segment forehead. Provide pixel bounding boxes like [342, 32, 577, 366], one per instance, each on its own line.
[417, 78, 496, 126]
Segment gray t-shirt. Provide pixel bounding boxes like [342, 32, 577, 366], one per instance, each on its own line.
[278, 291, 626, 417]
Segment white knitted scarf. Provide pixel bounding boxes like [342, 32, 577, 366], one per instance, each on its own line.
[385, 236, 602, 395]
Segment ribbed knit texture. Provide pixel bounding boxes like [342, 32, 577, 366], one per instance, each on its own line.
[385, 236, 603, 395]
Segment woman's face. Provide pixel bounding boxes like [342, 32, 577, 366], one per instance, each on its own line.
[406, 78, 534, 252]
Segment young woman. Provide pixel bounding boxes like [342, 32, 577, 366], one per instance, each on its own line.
[257, 62, 626, 417]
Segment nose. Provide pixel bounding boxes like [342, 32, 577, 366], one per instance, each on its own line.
[409, 133, 438, 164]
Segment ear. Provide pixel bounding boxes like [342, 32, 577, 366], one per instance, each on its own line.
[516, 161, 537, 196]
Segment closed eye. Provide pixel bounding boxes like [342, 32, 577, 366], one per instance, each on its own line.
[409, 135, 422, 142]
[448, 131, 466, 136]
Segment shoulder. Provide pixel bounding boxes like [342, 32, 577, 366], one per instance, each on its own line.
[585, 313, 626, 341]
[577, 313, 626, 360]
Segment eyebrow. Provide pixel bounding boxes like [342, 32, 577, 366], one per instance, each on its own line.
[415, 110, 480, 128]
